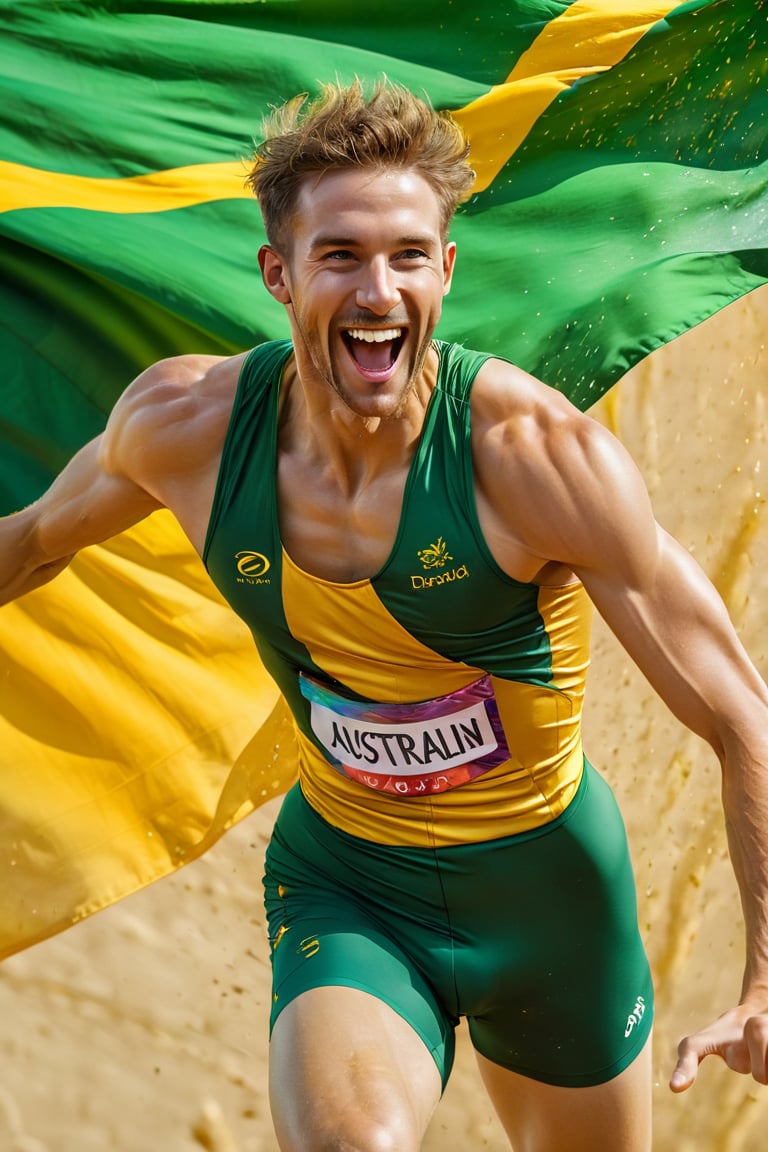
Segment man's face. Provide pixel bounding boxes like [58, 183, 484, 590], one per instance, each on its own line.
[259, 167, 456, 420]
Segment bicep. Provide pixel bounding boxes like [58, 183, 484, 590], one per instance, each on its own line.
[33, 434, 161, 562]
[532, 420, 764, 748]
[480, 382, 767, 754]
[34, 352, 222, 560]
[576, 523, 766, 754]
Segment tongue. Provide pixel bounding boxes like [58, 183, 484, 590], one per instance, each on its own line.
[351, 338, 395, 373]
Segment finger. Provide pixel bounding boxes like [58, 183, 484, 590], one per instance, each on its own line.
[723, 1041, 752, 1075]
[669, 1040, 701, 1093]
[723, 1041, 755, 1073]
[745, 1015, 768, 1085]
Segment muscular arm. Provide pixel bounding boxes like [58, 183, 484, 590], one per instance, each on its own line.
[0, 439, 161, 604]
[0, 352, 235, 606]
[565, 443, 768, 1091]
[474, 360, 768, 1088]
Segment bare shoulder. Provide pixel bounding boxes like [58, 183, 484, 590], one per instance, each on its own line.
[470, 356, 657, 575]
[102, 351, 248, 490]
[98, 350, 250, 550]
[471, 356, 578, 440]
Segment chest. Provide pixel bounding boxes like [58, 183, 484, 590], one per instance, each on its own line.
[276, 437, 551, 586]
[276, 451, 416, 583]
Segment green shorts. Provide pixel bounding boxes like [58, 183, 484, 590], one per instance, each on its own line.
[263, 759, 653, 1089]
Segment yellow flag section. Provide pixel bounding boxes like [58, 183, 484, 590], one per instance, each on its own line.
[0, 0, 677, 212]
[0, 513, 296, 960]
[454, 0, 674, 191]
[0, 159, 252, 214]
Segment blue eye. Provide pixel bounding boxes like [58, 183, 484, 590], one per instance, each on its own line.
[396, 249, 429, 262]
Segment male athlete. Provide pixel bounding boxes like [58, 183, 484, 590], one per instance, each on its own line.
[2, 81, 768, 1151]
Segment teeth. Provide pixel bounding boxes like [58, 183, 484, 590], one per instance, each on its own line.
[347, 328, 402, 343]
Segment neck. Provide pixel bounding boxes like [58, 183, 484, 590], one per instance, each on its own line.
[279, 346, 438, 494]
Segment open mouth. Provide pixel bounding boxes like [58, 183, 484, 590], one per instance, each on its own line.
[341, 326, 406, 378]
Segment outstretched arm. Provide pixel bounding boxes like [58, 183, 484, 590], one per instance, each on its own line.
[0, 352, 232, 606]
[580, 521, 768, 1090]
[560, 421, 768, 1091]
[476, 365, 768, 1091]
[0, 434, 162, 606]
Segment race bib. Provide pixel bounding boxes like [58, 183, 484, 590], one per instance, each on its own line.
[299, 673, 509, 796]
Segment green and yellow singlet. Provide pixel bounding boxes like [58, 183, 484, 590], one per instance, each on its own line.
[203, 340, 591, 847]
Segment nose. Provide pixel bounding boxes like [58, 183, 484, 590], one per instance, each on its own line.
[355, 256, 401, 315]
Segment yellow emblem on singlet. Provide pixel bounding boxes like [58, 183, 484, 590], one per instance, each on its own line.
[417, 536, 453, 570]
[234, 550, 271, 584]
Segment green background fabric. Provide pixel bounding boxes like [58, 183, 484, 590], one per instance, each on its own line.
[1, 0, 767, 514]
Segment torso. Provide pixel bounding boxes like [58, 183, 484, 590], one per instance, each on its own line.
[200, 340, 591, 847]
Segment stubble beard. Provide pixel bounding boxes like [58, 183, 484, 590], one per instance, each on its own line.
[293, 310, 435, 422]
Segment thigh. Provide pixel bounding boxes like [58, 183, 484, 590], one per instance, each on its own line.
[476, 1035, 652, 1152]
[270, 985, 442, 1152]
[263, 785, 458, 1085]
[454, 761, 653, 1085]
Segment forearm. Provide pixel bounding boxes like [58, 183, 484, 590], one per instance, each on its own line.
[639, 549, 768, 995]
[1, 553, 75, 605]
[721, 733, 768, 999]
[0, 449, 99, 605]
[1, 437, 160, 607]
[0, 508, 71, 605]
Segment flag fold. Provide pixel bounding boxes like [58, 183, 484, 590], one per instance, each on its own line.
[1, 0, 766, 958]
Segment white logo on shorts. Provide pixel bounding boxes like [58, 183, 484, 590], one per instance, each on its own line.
[624, 995, 647, 1038]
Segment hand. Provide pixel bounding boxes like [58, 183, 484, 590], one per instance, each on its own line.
[670, 1002, 768, 1091]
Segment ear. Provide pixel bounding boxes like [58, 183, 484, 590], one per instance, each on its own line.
[258, 245, 292, 305]
[442, 242, 457, 297]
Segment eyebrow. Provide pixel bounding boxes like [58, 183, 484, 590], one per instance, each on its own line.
[309, 234, 438, 252]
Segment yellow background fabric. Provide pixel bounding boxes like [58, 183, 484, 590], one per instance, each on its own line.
[0, 513, 295, 958]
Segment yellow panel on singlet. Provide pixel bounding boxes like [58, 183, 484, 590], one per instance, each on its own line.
[281, 548, 590, 847]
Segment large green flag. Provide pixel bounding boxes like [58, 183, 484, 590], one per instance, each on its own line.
[1, 0, 766, 957]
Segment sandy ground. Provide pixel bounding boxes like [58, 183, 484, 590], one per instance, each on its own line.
[1, 287, 767, 1151]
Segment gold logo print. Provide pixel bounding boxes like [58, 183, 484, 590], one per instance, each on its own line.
[297, 936, 320, 960]
[417, 536, 453, 570]
[235, 550, 271, 578]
